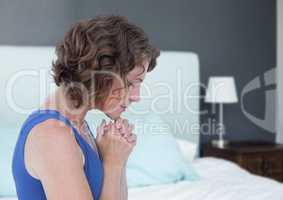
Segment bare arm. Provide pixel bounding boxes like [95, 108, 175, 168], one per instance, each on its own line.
[26, 121, 93, 200]
[120, 165, 128, 200]
[96, 121, 134, 200]
[99, 162, 124, 200]
[99, 155, 128, 200]
[27, 120, 131, 200]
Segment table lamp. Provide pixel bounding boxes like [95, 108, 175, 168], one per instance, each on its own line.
[205, 76, 238, 148]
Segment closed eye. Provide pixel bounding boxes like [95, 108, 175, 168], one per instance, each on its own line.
[131, 80, 142, 87]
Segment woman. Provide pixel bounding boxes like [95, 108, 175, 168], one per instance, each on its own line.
[12, 15, 159, 200]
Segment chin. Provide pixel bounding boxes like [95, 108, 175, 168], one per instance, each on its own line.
[105, 112, 122, 121]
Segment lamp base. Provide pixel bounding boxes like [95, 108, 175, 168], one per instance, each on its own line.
[211, 139, 229, 148]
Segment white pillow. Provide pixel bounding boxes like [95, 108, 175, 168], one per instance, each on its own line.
[176, 139, 198, 162]
[125, 113, 200, 187]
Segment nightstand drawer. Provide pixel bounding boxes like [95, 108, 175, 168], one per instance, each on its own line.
[239, 154, 264, 175]
[202, 142, 283, 182]
[262, 152, 283, 174]
[239, 153, 283, 176]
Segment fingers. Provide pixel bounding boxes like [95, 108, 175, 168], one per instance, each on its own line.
[115, 118, 123, 129]
[95, 118, 136, 164]
[96, 119, 106, 140]
[115, 118, 128, 136]
[108, 119, 136, 143]
[105, 121, 121, 136]
[115, 118, 133, 137]
[107, 118, 136, 145]
[122, 119, 130, 133]
[123, 121, 134, 141]
[125, 133, 137, 144]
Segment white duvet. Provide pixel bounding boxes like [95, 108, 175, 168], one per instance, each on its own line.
[2, 157, 283, 200]
[128, 157, 283, 200]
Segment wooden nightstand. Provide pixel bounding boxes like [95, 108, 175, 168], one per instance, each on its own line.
[202, 141, 283, 182]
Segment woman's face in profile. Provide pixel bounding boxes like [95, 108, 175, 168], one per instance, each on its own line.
[101, 59, 150, 120]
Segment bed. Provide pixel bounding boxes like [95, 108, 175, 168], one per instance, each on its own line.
[128, 157, 283, 200]
[1, 157, 283, 200]
[0, 46, 283, 199]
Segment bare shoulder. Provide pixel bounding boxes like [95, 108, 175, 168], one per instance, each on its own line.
[25, 120, 92, 199]
[25, 119, 84, 178]
[27, 119, 79, 153]
[28, 119, 76, 147]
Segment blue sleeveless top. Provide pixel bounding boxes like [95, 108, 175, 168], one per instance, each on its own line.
[12, 109, 103, 200]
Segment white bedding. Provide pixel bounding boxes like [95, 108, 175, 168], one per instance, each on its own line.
[128, 157, 283, 200]
[2, 157, 283, 200]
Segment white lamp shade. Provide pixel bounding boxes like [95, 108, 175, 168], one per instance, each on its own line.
[205, 76, 238, 103]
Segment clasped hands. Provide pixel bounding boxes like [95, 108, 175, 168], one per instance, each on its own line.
[95, 117, 136, 165]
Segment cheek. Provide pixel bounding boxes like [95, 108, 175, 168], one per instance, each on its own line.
[102, 93, 125, 111]
[99, 78, 130, 114]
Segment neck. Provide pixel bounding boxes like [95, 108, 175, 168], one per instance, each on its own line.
[42, 87, 90, 129]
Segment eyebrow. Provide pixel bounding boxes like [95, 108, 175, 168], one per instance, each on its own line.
[127, 65, 146, 83]
[136, 64, 146, 76]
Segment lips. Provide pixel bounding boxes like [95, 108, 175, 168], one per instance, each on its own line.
[120, 105, 127, 111]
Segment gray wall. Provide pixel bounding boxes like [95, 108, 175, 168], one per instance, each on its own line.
[0, 0, 81, 45]
[277, 0, 283, 143]
[0, 0, 277, 144]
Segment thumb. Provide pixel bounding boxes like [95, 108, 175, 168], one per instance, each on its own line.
[96, 119, 106, 141]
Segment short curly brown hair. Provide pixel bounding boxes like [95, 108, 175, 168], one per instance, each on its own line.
[52, 15, 160, 109]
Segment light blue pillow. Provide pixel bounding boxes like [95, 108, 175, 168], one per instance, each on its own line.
[125, 114, 200, 187]
[0, 128, 18, 197]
